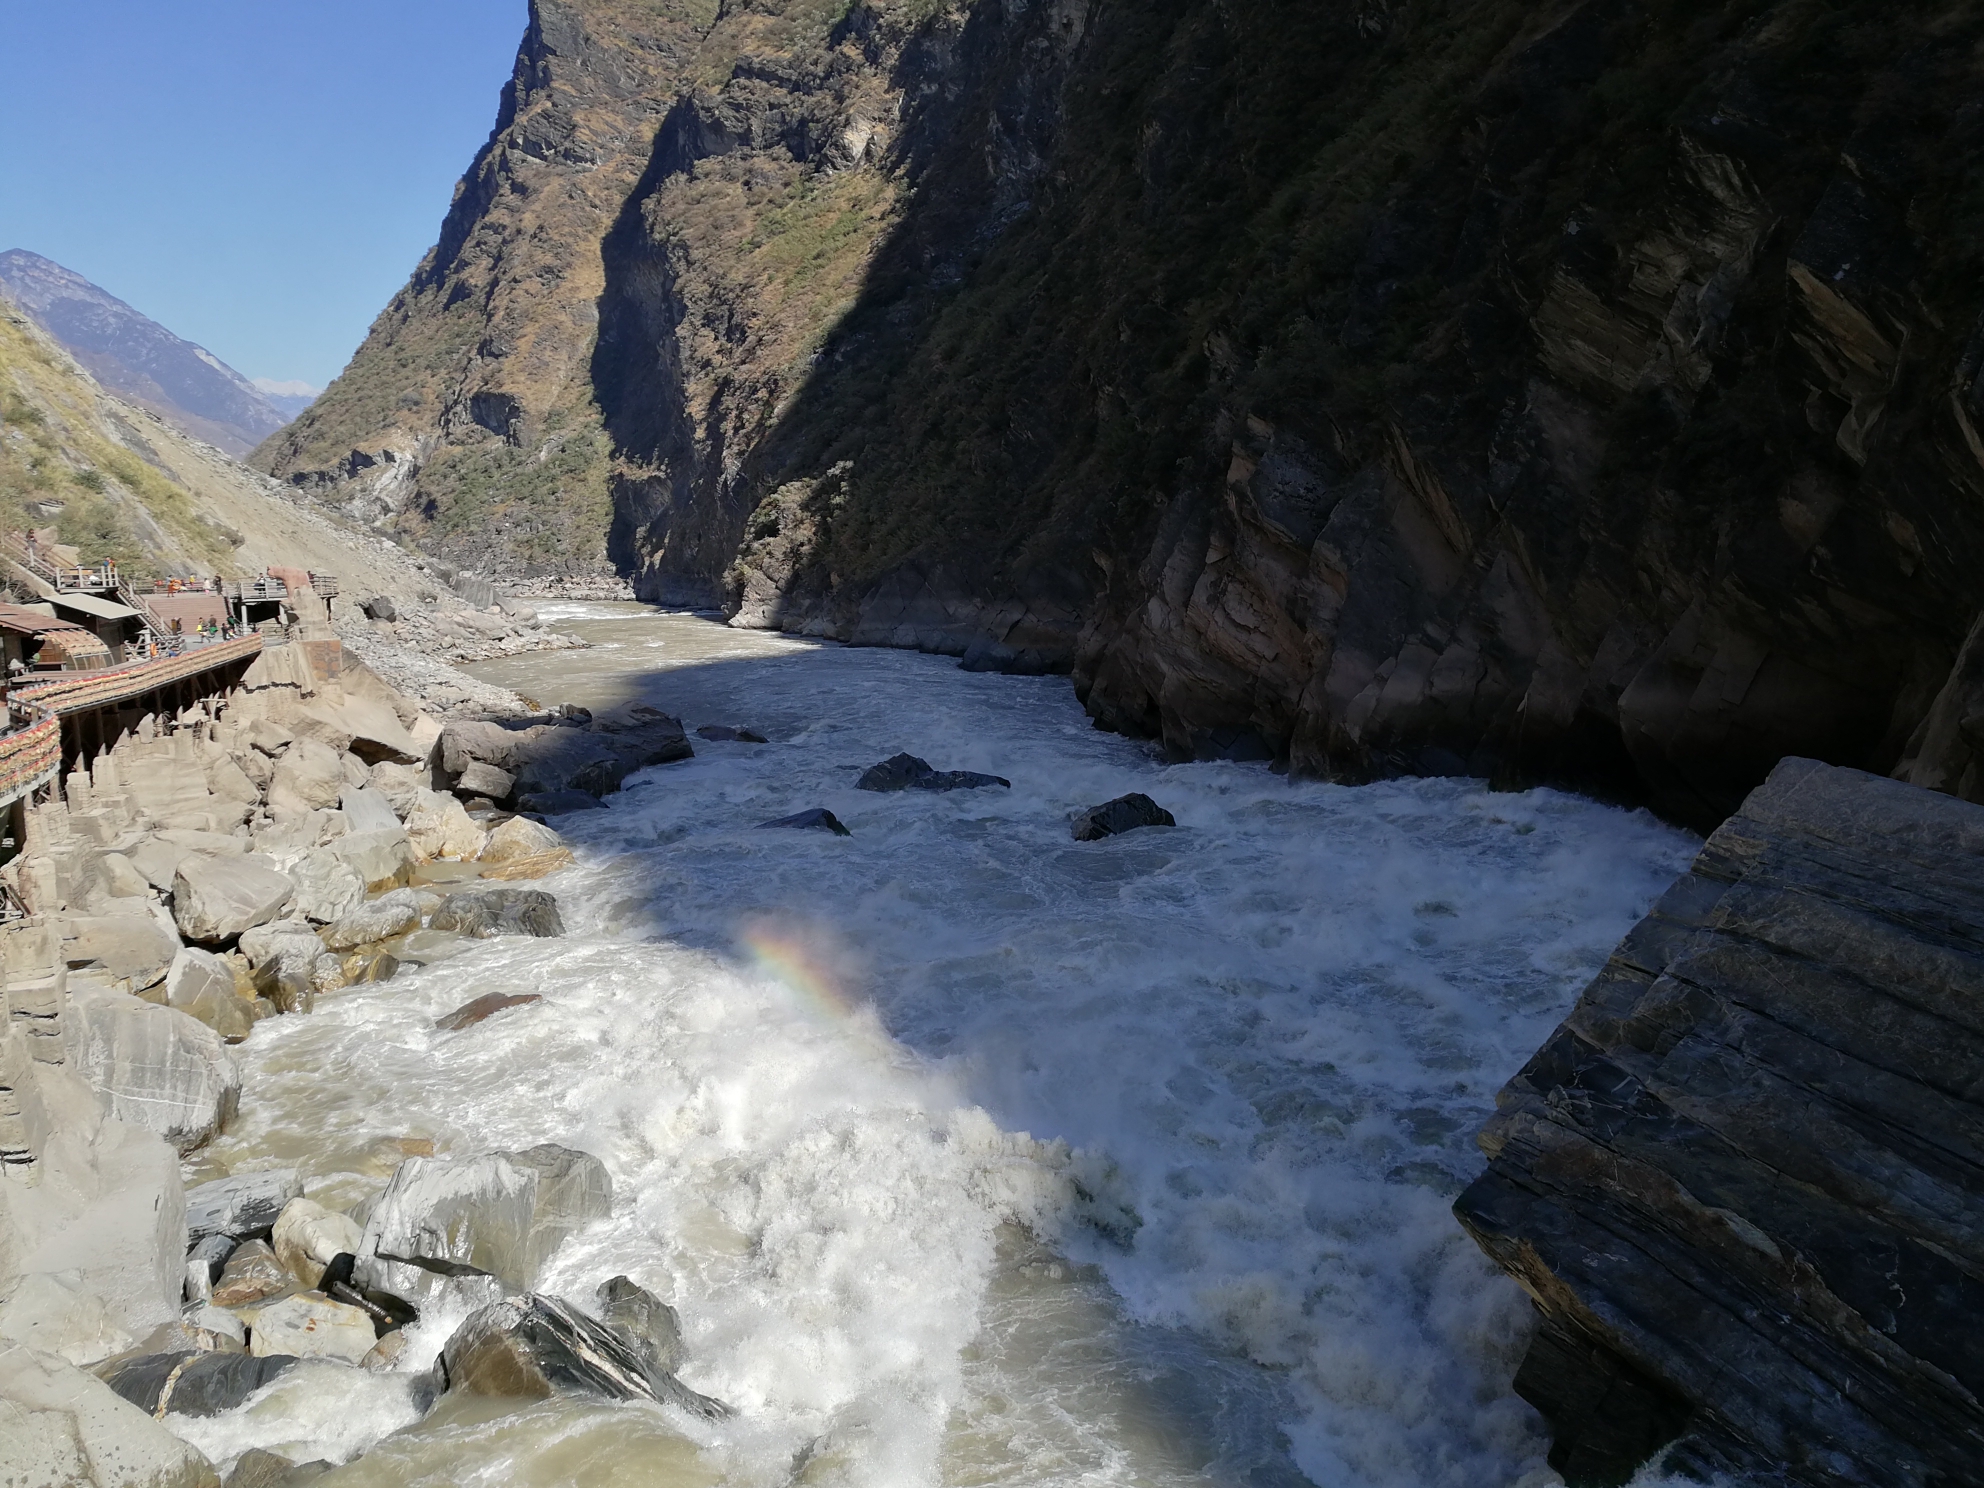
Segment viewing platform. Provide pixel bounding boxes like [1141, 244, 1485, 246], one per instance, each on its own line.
[0, 634, 266, 812]
[0, 531, 336, 662]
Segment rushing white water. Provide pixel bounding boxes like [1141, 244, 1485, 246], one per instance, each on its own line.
[181, 604, 1698, 1486]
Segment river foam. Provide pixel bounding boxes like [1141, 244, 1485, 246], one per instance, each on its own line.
[186, 606, 1698, 1485]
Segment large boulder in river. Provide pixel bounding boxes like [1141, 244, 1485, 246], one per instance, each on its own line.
[186, 1169, 302, 1244]
[595, 1275, 684, 1374]
[0, 1341, 220, 1487]
[1455, 759, 1984, 1488]
[444, 709, 691, 799]
[210, 1241, 289, 1309]
[65, 988, 239, 1153]
[429, 889, 563, 938]
[1069, 793, 1175, 840]
[516, 789, 605, 816]
[355, 1145, 610, 1303]
[100, 1349, 302, 1417]
[271, 1197, 364, 1290]
[246, 1293, 374, 1364]
[172, 856, 295, 943]
[758, 808, 851, 836]
[436, 1292, 727, 1418]
[237, 921, 325, 1012]
[855, 752, 1010, 792]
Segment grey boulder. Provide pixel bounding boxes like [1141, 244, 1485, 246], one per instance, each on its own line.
[65, 988, 240, 1154]
[330, 827, 416, 891]
[516, 789, 604, 816]
[281, 848, 366, 925]
[355, 1144, 610, 1303]
[0, 1341, 220, 1487]
[266, 737, 345, 818]
[429, 888, 563, 938]
[596, 1275, 684, 1375]
[172, 856, 296, 943]
[454, 760, 515, 802]
[62, 915, 181, 992]
[339, 786, 401, 835]
[99, 1350, 299, 1418]
[320, 889, 422, 951]
[164, 947, 253, 1044]
[186, 1168, 303, 1244]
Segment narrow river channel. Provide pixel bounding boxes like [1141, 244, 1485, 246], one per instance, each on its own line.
[181, 603, 1696, 1488]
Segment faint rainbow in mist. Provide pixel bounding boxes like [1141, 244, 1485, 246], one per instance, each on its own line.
[738, 924, 861, 1024]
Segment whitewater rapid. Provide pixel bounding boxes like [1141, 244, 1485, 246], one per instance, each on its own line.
[181, 604, 1698, 1486]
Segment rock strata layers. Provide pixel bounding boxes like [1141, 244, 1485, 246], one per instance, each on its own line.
[1455, 759, 1984, 1486]
[252, 0, 1984, 825]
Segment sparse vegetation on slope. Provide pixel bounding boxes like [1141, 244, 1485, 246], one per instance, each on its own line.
[0, 310, 231, 569]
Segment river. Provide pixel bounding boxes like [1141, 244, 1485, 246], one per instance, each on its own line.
[177, 602, 1698, 1487]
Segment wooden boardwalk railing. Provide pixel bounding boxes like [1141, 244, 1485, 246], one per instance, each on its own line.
[8, 633, 263, 722]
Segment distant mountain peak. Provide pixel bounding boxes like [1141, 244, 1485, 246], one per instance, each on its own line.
[0, 249, 308, 457]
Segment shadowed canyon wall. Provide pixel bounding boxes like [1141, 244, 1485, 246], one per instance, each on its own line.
[258, 0, 1984, 826]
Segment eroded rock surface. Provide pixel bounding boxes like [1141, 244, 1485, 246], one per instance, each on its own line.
[437, 1292, 726, 1419]
[1456, 759, 1984, 1486]
[355, 1145, 610, 1303]
[428, 889, 563, 939]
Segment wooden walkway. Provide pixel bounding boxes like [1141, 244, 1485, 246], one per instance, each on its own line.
[3, 633, 264, 795]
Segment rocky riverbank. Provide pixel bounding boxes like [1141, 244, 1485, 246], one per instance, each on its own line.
[0, 631, 720, 1485]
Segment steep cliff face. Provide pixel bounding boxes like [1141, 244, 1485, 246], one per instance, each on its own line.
[701, 0, 1984, 829]
[264, 0, 1984, 825]
[252, 0, 687, 578]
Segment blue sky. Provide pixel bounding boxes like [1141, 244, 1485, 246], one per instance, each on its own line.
[0, 0, 527, 391]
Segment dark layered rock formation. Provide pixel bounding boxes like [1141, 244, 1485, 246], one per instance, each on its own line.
[1455, 758, 1984, 1486]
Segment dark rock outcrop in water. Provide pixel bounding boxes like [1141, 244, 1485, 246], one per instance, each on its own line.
[1455, 759, 1984, 1486]
[99, 1351, 300, 1418]
[758, 808, 852, 837]
[438, 1292, 728, 1419]
[855, 753, 1009, 792]
[1071, 795, 1176, 842]
[435, 992, 545, 1031]
[258, 0, 1984, 824]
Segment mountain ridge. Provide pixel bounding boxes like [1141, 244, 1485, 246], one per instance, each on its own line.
[0, 249, 304, 459]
